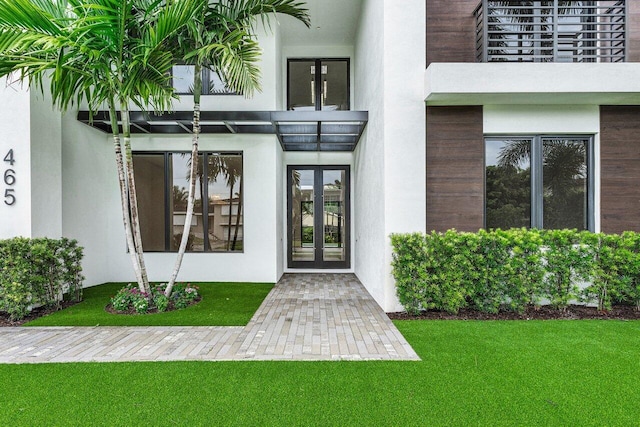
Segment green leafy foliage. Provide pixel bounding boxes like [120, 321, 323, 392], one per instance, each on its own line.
[108, 282, 200, 314]
[0, 237, 84, 320]
[391, 229, 640, 315]
[539, 229, 591, 310]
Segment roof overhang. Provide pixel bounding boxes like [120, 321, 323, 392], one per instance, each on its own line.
[77, 110, 368, 152]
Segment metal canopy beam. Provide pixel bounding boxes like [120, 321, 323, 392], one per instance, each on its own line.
[77, 110, 368, 152]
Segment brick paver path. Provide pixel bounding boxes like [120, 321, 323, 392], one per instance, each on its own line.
[0, 274, 419, 363]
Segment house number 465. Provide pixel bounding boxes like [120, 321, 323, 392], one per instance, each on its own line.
[3, 149, 16, 206]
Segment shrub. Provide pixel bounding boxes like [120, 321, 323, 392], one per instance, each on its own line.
[0, 237, 84, 320]
[539, 229, 591, 310]
[109, 283, 200, 314]
[391, 229, 640, 315]
[614, 231, 640, 311]
[580, 233, 626, 311]
[391, 231, 469, 314]
[505, 228, 545, 311]
[469, 229, 512, 314]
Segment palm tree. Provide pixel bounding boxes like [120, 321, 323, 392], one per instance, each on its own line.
[165, 0, 310, 296]
[0, 0, 202, 295]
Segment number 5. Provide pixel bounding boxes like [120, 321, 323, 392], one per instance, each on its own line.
[4, 188, 15, 205]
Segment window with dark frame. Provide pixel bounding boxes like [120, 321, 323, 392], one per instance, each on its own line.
[171, 65, 238, 95]
[287, 58, 350, 111]
[485, 135, 594, 231]
[133, 152, 243, 252]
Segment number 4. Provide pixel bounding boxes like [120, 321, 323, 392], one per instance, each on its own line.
[4, 149, 15, 166]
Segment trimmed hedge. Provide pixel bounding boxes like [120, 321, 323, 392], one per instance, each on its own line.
[0, 237, 84, 320]
[391, 229, 640, 315]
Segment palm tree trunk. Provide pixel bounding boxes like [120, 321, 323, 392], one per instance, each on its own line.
[108, 103, 144, 291]
[120, 101, 150, 295]
[226, 180, 234, 251]
[166, 63, 203, 297]
[231, 174, 242, 251]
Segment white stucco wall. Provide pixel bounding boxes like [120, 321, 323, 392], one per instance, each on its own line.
[381, 0, 426, 311]
[30, 89, 62, 238]
[0, 78, 63, 240]
[0, 80, 32, 239]
[353, 0, 387, 308]
[170, 26, 280, 112]
[353, 0, 426, 311]
[61, 113, 117, 285]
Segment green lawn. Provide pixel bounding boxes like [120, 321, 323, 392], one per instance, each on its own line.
[25, 282, 273, 327]
[2, 320, 639, 425]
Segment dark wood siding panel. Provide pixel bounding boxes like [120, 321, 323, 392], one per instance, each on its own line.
[628, 2, 640, 62]
[426, 106, 484, 232]
[600, 106, 640, 233]
[426, 0, 478, 65]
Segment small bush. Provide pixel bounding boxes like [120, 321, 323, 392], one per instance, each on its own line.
[391, 231, 469, 314]
[109, 283, 200, 314]
[540, 229, 591, 310]
[0, 237, 84, 321]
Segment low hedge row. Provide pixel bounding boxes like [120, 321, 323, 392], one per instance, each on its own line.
[391, 229, 640, 315]
[0, 237, 84, 320]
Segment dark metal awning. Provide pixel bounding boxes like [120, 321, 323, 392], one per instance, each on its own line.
[77, 110, 368, 152]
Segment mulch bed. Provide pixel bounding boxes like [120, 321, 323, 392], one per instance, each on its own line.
[0, 297, 202, 327]
[388, 304, 640, 321]
[104, 297, 201, 315]
[4, 301, 640, 326]
[0, 301, 80, 327]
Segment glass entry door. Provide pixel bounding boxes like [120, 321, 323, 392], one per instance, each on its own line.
[287, 166, 350, 269]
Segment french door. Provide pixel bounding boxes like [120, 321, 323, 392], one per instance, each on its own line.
[287, 165, 350, 269]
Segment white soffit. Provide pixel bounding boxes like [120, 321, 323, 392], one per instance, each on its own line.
[425, 63, 640, 106]
[278, 0, 363, 46]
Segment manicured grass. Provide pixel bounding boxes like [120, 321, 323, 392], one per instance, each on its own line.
[24, 282, 273, 327]
[2, 320, 640, 425]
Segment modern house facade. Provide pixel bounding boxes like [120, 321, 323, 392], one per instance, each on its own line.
[2, 0, 640, 312]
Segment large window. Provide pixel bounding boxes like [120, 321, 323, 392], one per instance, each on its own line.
[133, 152, 243, 252]
[485, 136, 594, 230]
[171, 65, 237, 95]
[287, 59, 349, 111]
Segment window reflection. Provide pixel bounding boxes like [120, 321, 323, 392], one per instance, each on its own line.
[134, 152, 243, 252]
[287, 59, 349, 111]
[133, 154, 166, 251]
[485, 138, 532, 229]
[542, 138, 588, 230]
[323, 170, 345, 262]
[172, 65, 237, 95]
[170, 154, 203, 251]
[291, 169, 315, 262]
[207, 155, 243, 251]
[485, 136, 591, 230]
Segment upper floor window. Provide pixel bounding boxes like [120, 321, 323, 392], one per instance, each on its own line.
[171, 65, 238, 95]
[474, 0, 626, 63]
[287, 59, 350, 111]
[485, 135, 594, 231]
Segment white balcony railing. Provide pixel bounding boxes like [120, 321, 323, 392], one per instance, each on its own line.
[474, 0, 626, 62]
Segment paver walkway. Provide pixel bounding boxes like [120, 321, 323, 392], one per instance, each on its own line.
[0, 273, 419, 363]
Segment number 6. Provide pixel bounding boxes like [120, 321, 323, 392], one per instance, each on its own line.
[4, 168, 15, 185]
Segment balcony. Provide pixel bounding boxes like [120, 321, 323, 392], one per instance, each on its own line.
[474, 0, 626, 63]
